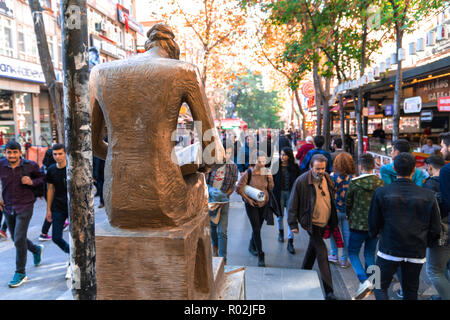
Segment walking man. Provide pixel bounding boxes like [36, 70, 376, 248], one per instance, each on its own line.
[205, 142, 238, 263]
[0, 140, 45, 288]
[46, 144, 71, 279]
[288, 154, 338, 300]
[369, 152, 441, 300]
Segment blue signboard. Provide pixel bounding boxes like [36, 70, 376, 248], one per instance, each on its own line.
[385, 104, 393, 116]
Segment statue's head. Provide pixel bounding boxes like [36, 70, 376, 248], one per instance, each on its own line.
[145, 23, 180, 60]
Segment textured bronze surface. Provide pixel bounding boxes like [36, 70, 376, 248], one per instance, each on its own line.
[95, 210, 214, 300]
[90, 23, 224, 229]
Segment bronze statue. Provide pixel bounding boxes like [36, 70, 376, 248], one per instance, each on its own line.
[90, 23, 223, 229]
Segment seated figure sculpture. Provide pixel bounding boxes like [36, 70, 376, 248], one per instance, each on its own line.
[90, 23, 223, 229]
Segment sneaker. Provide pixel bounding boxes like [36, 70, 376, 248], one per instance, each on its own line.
[328, 254, 338, 264]
[340, 259, 350, 268]
[394, 288, 404, 299]
[8, 273, 27, 288]
[0, 230, 7, 239]
[33, 245, 44, 267]
[63, 220, 69, 232]
[353, 280, 373, 300]
[39, 234, 52, 241]
[287, 239, 296, 254]
[98, 204, 104, 209]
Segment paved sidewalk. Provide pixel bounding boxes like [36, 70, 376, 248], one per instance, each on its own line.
[0, 191, 438, 300]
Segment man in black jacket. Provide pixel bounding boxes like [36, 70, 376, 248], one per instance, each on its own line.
[369, 152, 441, 300]
[288, 154, 338, 300]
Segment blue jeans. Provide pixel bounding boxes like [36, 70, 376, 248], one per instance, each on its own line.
[210, 203, 229, 260]
[51, 211, 70, 254]
[330, 211, 350, 261]
[276, 190, 293, 240]
[347, 230, 378, 283]
[426, 245, 450, 300]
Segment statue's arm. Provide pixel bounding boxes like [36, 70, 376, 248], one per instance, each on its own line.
[91, 91, 108, 160]
[182, 67, 224, 170]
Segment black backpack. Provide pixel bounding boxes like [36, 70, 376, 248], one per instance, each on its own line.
[22, 160, 45, 198]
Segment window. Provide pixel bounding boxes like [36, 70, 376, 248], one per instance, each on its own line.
[39, 0, 52, 10]
[18, 31, 25, 53]
[0, 17, 14, 57]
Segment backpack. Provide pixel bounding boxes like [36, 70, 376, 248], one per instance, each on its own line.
[22, 160, 45, 198]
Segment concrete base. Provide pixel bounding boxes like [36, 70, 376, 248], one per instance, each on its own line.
[212, 259, 246, 300]
[95, 211, 215, 300]
[244, 267, 324, 300]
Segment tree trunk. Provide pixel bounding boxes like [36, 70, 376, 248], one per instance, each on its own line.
[313, 63, 322, 136]
[392, 23, 403, 142]
[61, 0, 96, 300]
[322, 78, 331, 151]
[355, 21, 368, 162]
[294, 89, 307, 139]
[28, 0, 64, 144]
[338, 93, 345, 150]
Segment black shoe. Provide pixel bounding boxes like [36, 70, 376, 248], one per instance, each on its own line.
[287, 239, 296, 254]
[258, 252, 265, 267]
[325, 292, 338, 300]
[278, 230, 284, 242]
[248, 240, 258, 256]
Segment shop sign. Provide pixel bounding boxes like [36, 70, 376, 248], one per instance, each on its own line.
[403, 96, 422, 114]
[420, 110, 433, 122]
[0, 56, 44, 83]
[368, 106, 376, 116]
[438, 96, 450, 112]
[416, 76, 450, 103]
[385, 104, 393, 116]
[117, 4, 144, 34]
[0, 0, 13, 18]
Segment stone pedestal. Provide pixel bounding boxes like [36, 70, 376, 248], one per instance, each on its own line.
[95, 210, 215, 299]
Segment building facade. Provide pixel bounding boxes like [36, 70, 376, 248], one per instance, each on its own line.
[0, 0, 141, 153]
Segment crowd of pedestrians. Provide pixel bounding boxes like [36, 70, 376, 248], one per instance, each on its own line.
[207, 129, 450, 300]
[0, 139, 107, 288]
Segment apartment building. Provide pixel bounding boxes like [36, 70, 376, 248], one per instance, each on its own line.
[0, 0, 142, 148]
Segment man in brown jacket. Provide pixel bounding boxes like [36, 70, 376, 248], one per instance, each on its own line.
[288, 154, 338, 300]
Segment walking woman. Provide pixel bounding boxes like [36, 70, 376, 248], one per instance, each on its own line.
[236, 151, 274, 267]
[272, 147, 301, 254]
[328, 152, 356, 268]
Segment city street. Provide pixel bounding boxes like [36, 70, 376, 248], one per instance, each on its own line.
[0, 191, 438, 300]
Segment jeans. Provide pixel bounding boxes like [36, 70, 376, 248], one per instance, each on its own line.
[276, 190, 293, 240]
[3, 209, 40, 274]
[0, 210, 7, 231]
[41, 217, 52, 235]
[302, 225, 334, 295]
[330, 211, 350, 261]
[97, 178, 104, 205]
[245, 203, 266, 255]
[347, 230, 378, 283]
[374, 256, 423, 300]
[426, 245, 450, 300]
[210, 203, 229, 260]
[51, 211, 70, 254]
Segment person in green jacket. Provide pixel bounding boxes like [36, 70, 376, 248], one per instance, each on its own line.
[380, 139, 424, 186]
[346, 153, 385, 300]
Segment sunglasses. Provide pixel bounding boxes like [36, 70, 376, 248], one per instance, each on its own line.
[318, 183, 326, 197]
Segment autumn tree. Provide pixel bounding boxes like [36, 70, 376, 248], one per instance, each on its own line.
[163, 0, 248, 89]
[378, 0, 445, 141]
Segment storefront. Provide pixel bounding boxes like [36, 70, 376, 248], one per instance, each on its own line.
[0, 55, 55, 154]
